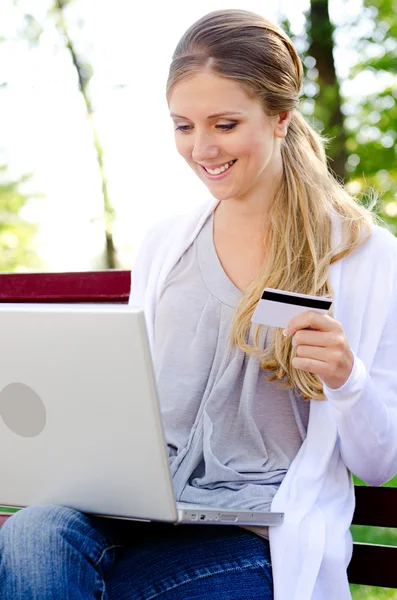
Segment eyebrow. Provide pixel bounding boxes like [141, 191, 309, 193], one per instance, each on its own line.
[170, 111, 243, 120]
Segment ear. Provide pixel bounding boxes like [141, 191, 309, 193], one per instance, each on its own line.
[274, 111, 292, 139]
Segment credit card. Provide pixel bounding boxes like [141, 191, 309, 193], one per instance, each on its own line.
[251, 288, 333, 329]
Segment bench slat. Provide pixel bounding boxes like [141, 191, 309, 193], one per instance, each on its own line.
[352, 486, 397, 528]
[0, 271, 131, 304]
[348, 542, 397, 588]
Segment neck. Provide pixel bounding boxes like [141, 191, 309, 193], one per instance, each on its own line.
[213, 202, 266, 238]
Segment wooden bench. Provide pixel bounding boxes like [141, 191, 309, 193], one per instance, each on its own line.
[0, 271, 396, 588]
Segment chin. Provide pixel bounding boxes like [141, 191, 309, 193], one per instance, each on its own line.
[206, 190, 234, 201]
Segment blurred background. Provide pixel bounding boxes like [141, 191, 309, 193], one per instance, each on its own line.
[1, 0, 396, 275]
[1, 1, 397, 597]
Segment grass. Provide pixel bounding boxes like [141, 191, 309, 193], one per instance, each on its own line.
[350, 587, 397, 599]
[0, 506, 19, 515]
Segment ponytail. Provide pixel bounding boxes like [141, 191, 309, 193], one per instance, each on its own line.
[284, 111, 327, 166]
[231, 110, 373, 400]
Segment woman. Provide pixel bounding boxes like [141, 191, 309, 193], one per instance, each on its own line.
[1, 9, 397, 600]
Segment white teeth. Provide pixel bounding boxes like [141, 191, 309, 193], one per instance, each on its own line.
[205, 160, 235, 175]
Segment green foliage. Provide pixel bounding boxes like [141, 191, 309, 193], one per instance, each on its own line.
[292, 0, 397, 231]
[353, 0, 397, 73]
[0, 166, 41, 272]
[345, 89, 397, 175]
[344, 0, 397, 231]
[352, 524, 397, 546]
[351, 586, 397, 599]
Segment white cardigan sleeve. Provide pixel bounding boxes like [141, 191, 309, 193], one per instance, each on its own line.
[324, 286, 397, 486]
[128, 217, 177, 308]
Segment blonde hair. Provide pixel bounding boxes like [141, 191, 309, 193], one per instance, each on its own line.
[166, 9, 374, 400]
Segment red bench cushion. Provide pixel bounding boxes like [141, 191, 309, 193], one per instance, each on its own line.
[0, 515, 10, 527]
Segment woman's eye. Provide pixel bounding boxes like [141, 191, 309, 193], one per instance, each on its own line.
[175, 125, 192, 132]
[216, 123, 238, 131]
[175, 123, 238, 132]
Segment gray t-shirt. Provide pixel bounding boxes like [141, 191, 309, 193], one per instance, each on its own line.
[154, 212, 309, 512]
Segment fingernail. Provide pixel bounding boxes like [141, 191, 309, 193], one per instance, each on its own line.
[283, 329, 290, 337]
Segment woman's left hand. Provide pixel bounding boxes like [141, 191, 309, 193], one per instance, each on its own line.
[284, 311, 354, 390]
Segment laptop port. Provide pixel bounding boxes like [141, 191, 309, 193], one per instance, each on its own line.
[189, 513, 198, 521]
[220, 514, 238, 522]
[200, 514, 206, 520]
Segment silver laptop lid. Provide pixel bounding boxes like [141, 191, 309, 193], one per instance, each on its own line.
[0, 304, 177, 523]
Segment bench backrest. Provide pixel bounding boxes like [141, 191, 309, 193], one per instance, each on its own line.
[0, 271, 130, 304]
[347, 486, 397, 587]
[0, 271, 396, 588]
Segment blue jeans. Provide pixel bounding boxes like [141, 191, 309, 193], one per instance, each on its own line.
[0, 504, 273, 599]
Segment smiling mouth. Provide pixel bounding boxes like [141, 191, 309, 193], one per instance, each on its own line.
[201, 160, 237, 176]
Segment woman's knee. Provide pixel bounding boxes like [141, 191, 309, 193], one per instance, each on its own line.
[0, 505, 118, 598]
[0, 504, 85, 558]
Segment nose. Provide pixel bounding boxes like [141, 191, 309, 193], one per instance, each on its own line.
[191, 131, 219, 163]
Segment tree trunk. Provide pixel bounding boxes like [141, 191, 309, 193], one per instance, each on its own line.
[54, 0, 118, 269]
[308, 0, 347, 181]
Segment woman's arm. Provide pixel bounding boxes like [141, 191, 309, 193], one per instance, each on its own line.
[324, 294, 397, 485]
[285, 295, 397, 486]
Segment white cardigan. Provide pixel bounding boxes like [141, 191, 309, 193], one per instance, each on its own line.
[129, 198, 397, 600]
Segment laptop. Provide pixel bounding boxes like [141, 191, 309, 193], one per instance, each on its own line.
[0, 303, 283, 528]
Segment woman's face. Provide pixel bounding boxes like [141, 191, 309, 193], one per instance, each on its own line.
[168, 70, 289, 204]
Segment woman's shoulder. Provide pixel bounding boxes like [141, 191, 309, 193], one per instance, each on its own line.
[342, 221, 397, 286]
[365, 222, 397, 261]
[142, 214, 182, 246]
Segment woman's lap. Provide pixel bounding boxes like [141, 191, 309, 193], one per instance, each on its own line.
[106, 523, 273, 599]
[0, 505, 273, 599]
